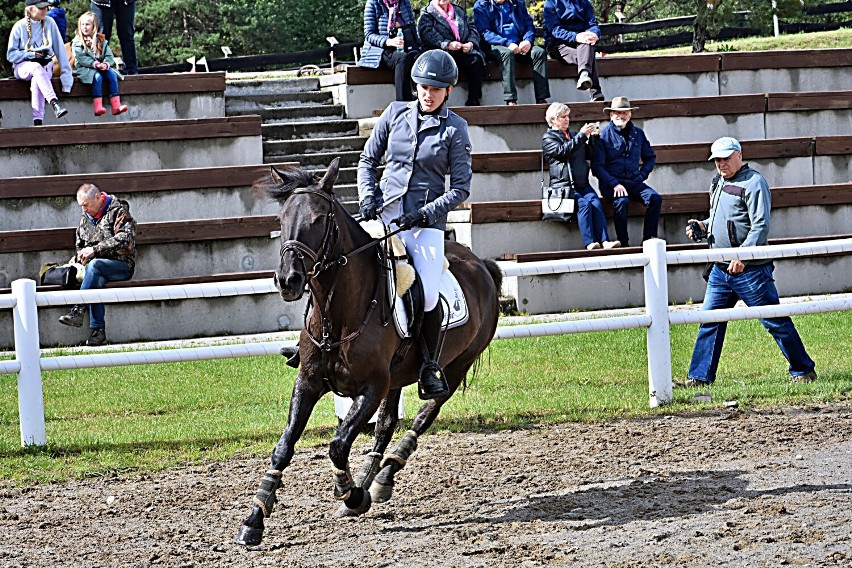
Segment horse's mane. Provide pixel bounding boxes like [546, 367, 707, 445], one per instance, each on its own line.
[253, 165, 319, 203]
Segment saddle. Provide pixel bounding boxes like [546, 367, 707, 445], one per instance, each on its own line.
[360, 221, 468, 339]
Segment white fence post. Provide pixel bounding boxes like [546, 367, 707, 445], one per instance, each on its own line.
[643, 239, 673, 407]
[11, 279, 46, 447]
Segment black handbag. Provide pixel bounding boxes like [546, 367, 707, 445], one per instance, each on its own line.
[39, 263, 81, 289]
[541, 153, 576, 222]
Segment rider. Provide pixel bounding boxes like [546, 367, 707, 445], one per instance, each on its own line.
[359, 49, 473, 399]
[280, 49, 472, 400]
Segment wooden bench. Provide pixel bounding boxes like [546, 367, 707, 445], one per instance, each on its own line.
[510, 233, 852, 263]
[461, 182, 852, 225]
[0, 72, 225, 100]
[0, 162, 294, 200]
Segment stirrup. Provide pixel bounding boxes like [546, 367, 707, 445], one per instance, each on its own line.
[279, 345, 300, 368]
[418, 362, 448, 400]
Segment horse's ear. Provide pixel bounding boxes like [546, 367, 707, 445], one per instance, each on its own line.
[317, 157, 341, 194]
[270, 166, 286, 187]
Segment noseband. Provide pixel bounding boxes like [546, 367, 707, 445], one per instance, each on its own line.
[278, 188, 344, 278]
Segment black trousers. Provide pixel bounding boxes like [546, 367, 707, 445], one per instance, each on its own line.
[449, 51, 484, 105]
[380, 49, 418, 102]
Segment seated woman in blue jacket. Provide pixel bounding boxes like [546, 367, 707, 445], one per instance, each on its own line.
[358, 0, 420, 102]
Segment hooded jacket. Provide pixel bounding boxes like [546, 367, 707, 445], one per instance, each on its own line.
[6, 15, 73, 93]
[76, 194, 137, 271]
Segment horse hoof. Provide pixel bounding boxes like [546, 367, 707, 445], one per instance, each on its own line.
[334, 503, 361, 518]
[369, 480, 393, 504]
[235, 524, 264, 547]
[342, 486, 372, 515]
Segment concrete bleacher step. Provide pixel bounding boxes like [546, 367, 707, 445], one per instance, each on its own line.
[266, 150, 363, 168]
[225, 91, 334, 112]
[261, 119, 359, 140]
[228, 103, 345, 123]
[263, 135, 368, 157]
[225, 77, 321, 95]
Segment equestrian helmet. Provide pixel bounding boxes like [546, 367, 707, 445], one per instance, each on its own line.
[411, 49, 458, 88]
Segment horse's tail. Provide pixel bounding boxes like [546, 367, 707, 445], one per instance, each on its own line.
[482, 258, 503, 298]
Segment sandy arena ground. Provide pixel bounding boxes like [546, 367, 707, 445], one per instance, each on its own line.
[1, 403, 850, 567]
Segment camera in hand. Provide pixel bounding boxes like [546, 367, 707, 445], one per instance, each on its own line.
[688, 221, 707, 242]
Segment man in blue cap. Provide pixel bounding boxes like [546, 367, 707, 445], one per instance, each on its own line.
[682, 136, 817, 387]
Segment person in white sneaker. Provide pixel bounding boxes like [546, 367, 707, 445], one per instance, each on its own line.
[542, 0, 604, 102]
[542, 102, 618, 251]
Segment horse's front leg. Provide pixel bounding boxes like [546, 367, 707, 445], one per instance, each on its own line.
[335, 388, 401, 517]
[329, 384, 385, 517]
[236, 371, 327, 546]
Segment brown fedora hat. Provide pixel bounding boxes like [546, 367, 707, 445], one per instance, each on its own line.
[603, 96, 638, 112]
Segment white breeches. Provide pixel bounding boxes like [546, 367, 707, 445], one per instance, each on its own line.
[381, 201, 445, 311]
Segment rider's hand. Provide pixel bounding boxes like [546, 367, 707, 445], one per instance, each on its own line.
[359, 196, 380, 221]
[393, 209, 429, 230]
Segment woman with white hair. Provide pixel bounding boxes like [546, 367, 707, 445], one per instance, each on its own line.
[542, 102, 619, 250]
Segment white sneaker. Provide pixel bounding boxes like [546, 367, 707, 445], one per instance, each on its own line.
[602, 240, 621, 249]
[586, 242, 602, 250]
[576, 71, 592, 91]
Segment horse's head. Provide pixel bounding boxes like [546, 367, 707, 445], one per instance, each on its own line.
[256, 158, 341, 301]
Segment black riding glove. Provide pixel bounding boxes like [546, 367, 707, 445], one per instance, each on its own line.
[393, 208, 429, 230]
[359, 195, 380, 221]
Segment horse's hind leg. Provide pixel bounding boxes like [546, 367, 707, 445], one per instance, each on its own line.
[369, 360, 473, 504]
[236, 372, 327, 546]
[335, 388, 401, 518]
[328, 384, 385, 517]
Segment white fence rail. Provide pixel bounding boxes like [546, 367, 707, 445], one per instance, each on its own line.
[2, 237, 851, 447]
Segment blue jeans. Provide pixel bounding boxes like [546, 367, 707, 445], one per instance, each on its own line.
[91, 68, 121, 98]
[609, 183, 661, 247]
[80, 258, 133, 329]
[688, 263, 815, 383]
[90, 1, 138, 74]
[575, 186, 609, 246]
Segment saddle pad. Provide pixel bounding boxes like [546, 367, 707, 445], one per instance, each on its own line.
[391, 268, 469, 339]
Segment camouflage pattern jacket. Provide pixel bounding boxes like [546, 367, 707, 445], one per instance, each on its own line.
[75, 195, 137, 271]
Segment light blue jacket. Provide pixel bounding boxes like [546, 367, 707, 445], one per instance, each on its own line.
[6, 16, 73, 93]
[358, 0, 417, 69]
[358, 101, 472, 230]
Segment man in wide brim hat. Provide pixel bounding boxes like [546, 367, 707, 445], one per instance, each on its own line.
[590, 95, 662, 247]
[603, 96, 638, 112]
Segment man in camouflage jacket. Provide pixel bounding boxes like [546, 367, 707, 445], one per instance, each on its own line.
[59, 182, 136, 346]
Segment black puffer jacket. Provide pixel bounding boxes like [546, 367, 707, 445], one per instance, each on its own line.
[541, 128, 591, 191]
[418, 2, 486, 63]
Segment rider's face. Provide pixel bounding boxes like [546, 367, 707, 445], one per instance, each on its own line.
[417, 83, 451, 113]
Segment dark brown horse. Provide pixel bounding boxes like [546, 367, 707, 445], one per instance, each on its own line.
[236, 158, 501, 546]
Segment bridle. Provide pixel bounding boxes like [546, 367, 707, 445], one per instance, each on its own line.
[276, 187, 386, 376]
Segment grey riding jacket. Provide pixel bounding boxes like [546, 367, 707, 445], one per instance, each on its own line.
[358, 100, 473, 230]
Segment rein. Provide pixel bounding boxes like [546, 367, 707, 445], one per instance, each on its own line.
[278, 188, 397, 379]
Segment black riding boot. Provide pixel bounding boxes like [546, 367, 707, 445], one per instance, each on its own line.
[418, 304, 449, 400]
[280, 343, 300, 368]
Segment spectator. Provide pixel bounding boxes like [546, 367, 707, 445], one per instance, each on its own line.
[543, 0, 605, 102]
[682, 137, 817, 387]
[591, 96, 661, 247]
[59, 183, 136, 347]
[89, 0, 137, 75]
[46, 0, 67, 42]
[418, 0, 486, 106]
[358, 0, 420, 102]
[358, 50, 472, 398]
[6, 0, 71, 126]
[72, 11, 128, 116]
[473, 0, 549, 105]
[542, 102, 618, 251]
